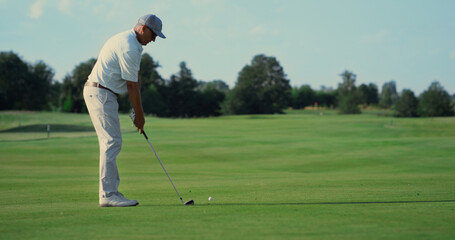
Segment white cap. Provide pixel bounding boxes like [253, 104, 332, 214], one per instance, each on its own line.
[138, 14, 166, 39]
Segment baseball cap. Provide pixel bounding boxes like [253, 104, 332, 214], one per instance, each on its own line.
[138, 14, 166, 39]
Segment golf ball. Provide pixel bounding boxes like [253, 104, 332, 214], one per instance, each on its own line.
[208, 196, 213, 201]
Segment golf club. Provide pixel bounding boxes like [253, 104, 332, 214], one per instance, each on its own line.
[130, 110, 194, 206]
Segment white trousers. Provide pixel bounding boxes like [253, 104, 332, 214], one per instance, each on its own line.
[83, 86, 122, 198]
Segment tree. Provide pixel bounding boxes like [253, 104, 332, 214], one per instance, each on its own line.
[358, 83, 379, 107]
[337, 70, 360, 114]
[196, 84, 226, 116]
[60, 58, 96, 113]
[197, 79, 230, 92]
[142, 84, 166, 116]
[228, 54, 291, 114]
[0, 51, 54, 110]
[118, 53, 166, 115]
[60, 75, 73, 112]
[367, 83, 379, 105]
[452, 94, 455, 113]
[165, 62, 199, 117]
[292, 85, 315, 109]
[48, 80, 62, 111]
[28, 61, 55, 110]
[380, 81, 399, 108]
[194, 79, 228, 116]
[0, 51, 28, 110]
[357, 84, 369, 106]
[74, 59, 96, 113]
[139, 53, 164, 89]
[418, 81, 454, 117]
[315, 86, 337, 108]
[395, 89, 418, 117]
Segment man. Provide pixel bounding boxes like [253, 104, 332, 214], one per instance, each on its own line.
[83, 14, 166, 207]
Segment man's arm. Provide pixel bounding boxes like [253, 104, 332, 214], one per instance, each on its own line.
[127, 77, 145, 134]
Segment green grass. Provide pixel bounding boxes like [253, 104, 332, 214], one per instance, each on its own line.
[1, 110, 454, 239]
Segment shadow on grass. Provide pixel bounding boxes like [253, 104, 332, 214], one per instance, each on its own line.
[141, 199, 455, 207]
[0, 124, 94, 133]
[209, 199, 455, 206]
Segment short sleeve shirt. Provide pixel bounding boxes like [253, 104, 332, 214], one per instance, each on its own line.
[88, 29, 143, 94]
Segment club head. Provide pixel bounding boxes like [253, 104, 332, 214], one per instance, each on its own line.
[184, 199, 194, 206]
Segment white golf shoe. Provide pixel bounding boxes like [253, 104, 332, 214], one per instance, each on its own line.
[99, 192, 139, 207]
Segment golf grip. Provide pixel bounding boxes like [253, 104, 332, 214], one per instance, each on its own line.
[142, 131, 148, 140]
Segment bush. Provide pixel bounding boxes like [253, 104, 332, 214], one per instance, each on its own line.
[395, 89, 418, 117]
[337, 70, 360, 114]
[418, 81, 454, 117]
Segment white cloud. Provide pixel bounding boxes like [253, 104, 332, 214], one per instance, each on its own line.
[190, 0, 221, 6]
[249, 24, 280, 37]
[89, 1, 131, 22]
[429, 48, 440, 56]
[149, 2, 173, 14]
[361, 30, 388, 43]
[29, 0, 47, 19]
[58, 0, 72, 15]
[250, 24, 266, 36]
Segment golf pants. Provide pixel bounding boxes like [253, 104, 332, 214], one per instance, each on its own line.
[83, 86, 122, 199]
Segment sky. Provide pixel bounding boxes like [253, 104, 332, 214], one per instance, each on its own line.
[1, 0, 454, 95]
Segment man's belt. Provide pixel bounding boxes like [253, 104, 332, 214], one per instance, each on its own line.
[85, 82, 119, 97]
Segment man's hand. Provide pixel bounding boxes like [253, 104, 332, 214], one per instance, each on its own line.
[133, 111, 145, 134]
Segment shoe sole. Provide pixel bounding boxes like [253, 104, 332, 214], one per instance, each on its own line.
[99, 202, 139, 207]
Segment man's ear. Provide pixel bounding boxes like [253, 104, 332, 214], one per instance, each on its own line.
[141, 25, 147, 33]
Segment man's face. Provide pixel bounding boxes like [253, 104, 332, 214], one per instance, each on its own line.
[144, 26, 157, 45]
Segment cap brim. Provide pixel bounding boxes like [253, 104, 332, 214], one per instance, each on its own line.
[157, 31, 166, 39]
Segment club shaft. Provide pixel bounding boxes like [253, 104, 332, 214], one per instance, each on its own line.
[143, 131, 185, 204]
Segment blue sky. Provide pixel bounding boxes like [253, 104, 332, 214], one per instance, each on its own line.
[1, 0, 454, 95]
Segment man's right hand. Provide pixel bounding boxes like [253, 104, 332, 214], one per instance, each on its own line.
[134, 112, 145, 134]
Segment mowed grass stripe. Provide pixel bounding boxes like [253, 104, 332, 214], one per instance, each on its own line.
[0, 110, 454, 239]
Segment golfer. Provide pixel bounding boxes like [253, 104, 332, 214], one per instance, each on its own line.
[83, 14, 166, 207]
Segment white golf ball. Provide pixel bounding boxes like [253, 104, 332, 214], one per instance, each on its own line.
[208, 196, 213, 201]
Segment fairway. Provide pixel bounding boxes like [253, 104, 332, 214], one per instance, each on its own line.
[1, 110, 454, 239]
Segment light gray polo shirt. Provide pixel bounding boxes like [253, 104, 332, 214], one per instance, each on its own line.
[88, 29, 143, 94]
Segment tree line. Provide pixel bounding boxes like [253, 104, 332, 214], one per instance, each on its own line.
[1, 51, 454, 117]
[335, 70, 454, 117]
